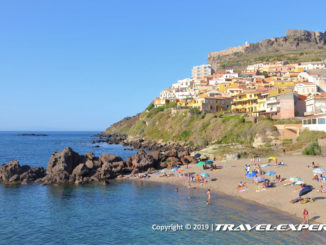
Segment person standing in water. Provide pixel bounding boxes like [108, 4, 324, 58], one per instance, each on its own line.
[206, 189, 211, 205]
[303, 208, 309, 224]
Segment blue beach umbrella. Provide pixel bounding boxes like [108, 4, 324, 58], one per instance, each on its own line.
[299, 186, 312, 197]
[171, 168, 178, 172]
[246, 171, 257, 178]
[200, 173, 210, 178]
[194, 153, 201, 158]
[206, 160, 214, 164]
[265, 171, 276, 176]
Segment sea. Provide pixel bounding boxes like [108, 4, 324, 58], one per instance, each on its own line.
[0, 131, 325, 244]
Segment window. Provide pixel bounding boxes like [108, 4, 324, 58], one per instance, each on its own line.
[318, 118, 326, 124]
[312, 119, 317, 124]
[308, 119, 312, 124]
[303, 120, 307, 125]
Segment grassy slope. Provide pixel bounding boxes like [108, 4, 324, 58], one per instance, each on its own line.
[211, 49, 326, 71]
[105, 105, 284, 147]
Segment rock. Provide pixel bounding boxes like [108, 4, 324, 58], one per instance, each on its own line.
[44, 147, 81, 184]
[165, 157, 181, 168]
[85, 152, 95, 160]
[0, 160, 45, 184]
[85, 160, 94, 169]
[99, 154, 123, 164]
[164, 149, 177, 158]
[131, 150, 154, 172]
[148, 151, 161, 162]
[71, 164, 88, 179]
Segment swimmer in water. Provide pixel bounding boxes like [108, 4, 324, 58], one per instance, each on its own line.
[207, 189, 211, 205]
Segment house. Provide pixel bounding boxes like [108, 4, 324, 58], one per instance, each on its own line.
[294, 82, 317, 96]
[202, 97, 233, 113]
[231, 90, 268, 116]
[300, 62, 326, 70]
[305, 93, 326, 116]
[265, 92, 305, 119]
[302, 114, 326, 132]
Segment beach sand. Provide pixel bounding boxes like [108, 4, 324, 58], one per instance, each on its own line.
[130, 155, 326, 223]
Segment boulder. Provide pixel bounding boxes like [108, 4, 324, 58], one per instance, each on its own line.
[44, 147, 81, 184]
[99, 154, 122, 164]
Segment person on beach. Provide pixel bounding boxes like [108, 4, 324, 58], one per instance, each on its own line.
[206, 189, 211, 205]
[195, 175, 199, 183]
[303, 209, 309, 224]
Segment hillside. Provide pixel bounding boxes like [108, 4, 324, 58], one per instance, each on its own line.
[208, 29, 326, 71]
[105, 105, 281, 146]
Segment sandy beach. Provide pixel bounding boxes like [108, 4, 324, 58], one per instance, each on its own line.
[130, 155, 326, 223]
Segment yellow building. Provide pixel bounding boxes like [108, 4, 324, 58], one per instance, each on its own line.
[231, 90, 269, 116]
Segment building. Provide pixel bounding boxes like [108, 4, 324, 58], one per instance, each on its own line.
[231, 90, 268, 116]
[300, 62, 326, 70]
[202, 97, 233, 113]
[302, 114, 326, 132]
[265, 92, 305, 119]
[192, 64, 213, 79]
[294, 82, 317, 96]
[305, 93, 326, 116]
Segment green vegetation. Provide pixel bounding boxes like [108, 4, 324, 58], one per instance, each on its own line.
[303, 142, 322, 155]
[282, 129, 326, 152]
[105, 107, 283, 147]
[213, 49, 326, 71]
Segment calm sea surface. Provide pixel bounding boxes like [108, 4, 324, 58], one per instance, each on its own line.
[0, 131, 325, 244]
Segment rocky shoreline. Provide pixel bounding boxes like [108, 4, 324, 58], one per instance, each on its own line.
[93, 133, 200, 152]
[0, 146, 197, 186]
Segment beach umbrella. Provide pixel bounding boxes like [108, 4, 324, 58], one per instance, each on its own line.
[260, 164, 270, 168]
[194, 153, 201, 158]
[289, 177, 301, 182]
[299, 186, 313, 197]
[295, 181, 305, 185]
[206, 160, 214, 164]
[197, 161, 205, 167]
[268, 157, 278, 163]
[171, 168, 178, 172]
[160, 169, 167, 173]
[265, 171, 276, 176]
[246, 171, 257, 178]
[254, 176, 265, 183]
[200, 173, 210, 178]
[177, 169, 184, 172]
[313, 168, 326, 174]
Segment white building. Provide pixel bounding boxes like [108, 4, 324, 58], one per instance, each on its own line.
[298, 72, 320, 83]
[302, 114, 326, 132]
[171, 78, 194, 90]
[160, 89, 175, 99]
[294, 82, 317, 96]
[192, 64, 212, 79]
[174, 91, 195, 99]
[305, 94, 326, 116]
[300, 62, 326, 70]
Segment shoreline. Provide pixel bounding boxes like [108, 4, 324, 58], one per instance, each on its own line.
[127, 155, 326, 223]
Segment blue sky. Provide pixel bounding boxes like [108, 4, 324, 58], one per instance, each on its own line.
[0, 0, 325, 131]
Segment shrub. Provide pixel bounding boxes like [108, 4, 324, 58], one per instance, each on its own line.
[303, 142, 321, 155]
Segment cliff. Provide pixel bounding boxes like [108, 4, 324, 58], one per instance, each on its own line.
[208, 29, 326, 71]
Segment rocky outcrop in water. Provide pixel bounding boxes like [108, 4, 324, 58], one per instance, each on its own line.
[0, 160, 45, 184]
[0, 146, 197, 185]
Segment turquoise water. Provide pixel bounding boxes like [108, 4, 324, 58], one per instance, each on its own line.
[0, 132, 325, 244]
